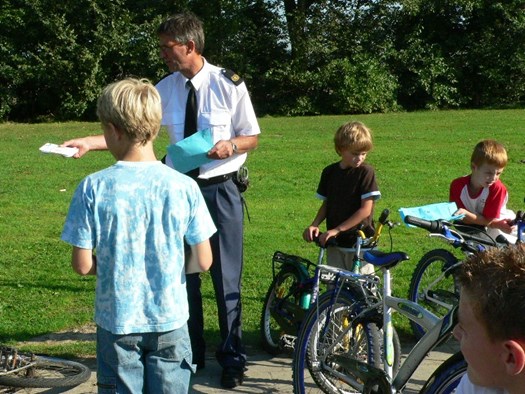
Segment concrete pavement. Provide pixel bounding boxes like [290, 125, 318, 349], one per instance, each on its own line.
[21, 339, 460, 393]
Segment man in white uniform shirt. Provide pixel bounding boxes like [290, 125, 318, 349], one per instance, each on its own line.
[156, 12, 259, 389]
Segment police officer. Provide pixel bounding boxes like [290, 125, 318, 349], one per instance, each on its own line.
[156, 12, 260, 389]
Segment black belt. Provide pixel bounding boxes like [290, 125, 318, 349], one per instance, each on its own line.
[194, 172, 236, 187]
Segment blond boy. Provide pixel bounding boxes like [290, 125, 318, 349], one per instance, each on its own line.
[303, 121, 381, 272]
[61, 78, 216, 392]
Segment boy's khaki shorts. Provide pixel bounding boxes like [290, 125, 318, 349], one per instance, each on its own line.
[326, 246, 375, 275]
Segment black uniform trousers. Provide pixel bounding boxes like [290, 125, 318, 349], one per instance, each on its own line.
[186, 178, 246, 369]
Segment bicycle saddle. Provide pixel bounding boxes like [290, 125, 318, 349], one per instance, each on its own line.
[363, 250, 409, 269]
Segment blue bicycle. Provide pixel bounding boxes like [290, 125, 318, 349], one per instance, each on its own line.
[260, 210, 391, 355]
[408, 209, 525, 338]
[292, 214, 469, 394]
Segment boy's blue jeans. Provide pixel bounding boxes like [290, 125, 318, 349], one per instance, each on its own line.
[96, 324, 194, 393]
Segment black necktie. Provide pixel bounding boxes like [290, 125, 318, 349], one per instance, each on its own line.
[184, 80, 200, 178]
[184, 80, 197, 138]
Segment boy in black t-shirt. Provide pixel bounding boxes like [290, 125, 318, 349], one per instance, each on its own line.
[303, 121, 381, 273]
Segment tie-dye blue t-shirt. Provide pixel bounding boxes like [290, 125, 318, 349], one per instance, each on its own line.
[61, 161, 216, 335]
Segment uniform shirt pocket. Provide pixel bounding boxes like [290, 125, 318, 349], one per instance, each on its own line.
[200, 110, 232, 140]
[162, 110, 185, 142]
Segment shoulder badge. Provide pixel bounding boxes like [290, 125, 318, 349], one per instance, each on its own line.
[221, 69, 243, 86]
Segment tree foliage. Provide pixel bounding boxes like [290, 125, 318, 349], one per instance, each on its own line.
[0, 0, 166, 121]
[1, 0, 525, 121]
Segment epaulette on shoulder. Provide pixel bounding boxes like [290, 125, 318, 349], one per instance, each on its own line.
[221, 69, 243, 86]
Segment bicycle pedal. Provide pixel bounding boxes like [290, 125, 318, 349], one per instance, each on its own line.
[280, 334, 297, 350]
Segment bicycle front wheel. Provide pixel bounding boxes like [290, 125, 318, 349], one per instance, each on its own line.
[292, 290, 381, 394]
[419, 352, 466, 394]
[0, 355, 91, 388]
[408, 249, 460, 339]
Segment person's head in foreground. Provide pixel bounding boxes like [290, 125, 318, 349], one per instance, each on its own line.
[454, 244, 525, 394]
[96, 78, 161, 159]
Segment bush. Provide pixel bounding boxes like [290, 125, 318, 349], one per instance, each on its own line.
[320, 55, 400, 114]
[263, 55, 399, 116]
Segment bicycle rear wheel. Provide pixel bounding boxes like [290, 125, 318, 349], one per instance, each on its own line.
[0, 354, 91, 388]
[408, 249, 460, 339]
[419, 352, 466, 394]
[260, 265, 305, 355]
[292, 290, 381, 394]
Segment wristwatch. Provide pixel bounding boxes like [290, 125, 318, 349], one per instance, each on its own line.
[230, 140, 238, 153]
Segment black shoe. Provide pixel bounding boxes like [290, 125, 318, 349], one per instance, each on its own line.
[220, 366, 244, 388]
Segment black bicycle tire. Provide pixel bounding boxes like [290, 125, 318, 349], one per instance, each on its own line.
[408, 248, 459, 339]
[0, 355, 91, 388]
[260, 265, 304, 355]
[419, 352, 466, 394]
[292, 290, 381, 394]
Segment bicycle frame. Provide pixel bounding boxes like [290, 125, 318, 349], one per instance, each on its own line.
[263, 209, 395, 356]
[308, 209, 393, 307]
[274, 209, 393, 325]
[385, 292, 457, 391]
[311, 261, 458, 393]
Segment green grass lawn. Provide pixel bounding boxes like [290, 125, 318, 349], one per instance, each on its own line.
[1, 109, 524, 357]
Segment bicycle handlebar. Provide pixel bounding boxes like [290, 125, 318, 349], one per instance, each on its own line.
[378, 208, 390, 225]
[316, 208, 392, 249]
[403, 215, 444, 233]
[313, 236, 337, 248]
[404, 215, 498, 249]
